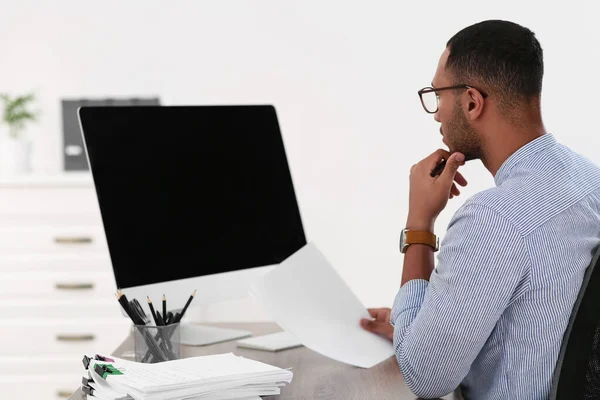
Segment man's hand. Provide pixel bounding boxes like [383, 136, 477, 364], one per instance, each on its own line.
[407, 150, 467, 230]
[360, 308, 394, 341]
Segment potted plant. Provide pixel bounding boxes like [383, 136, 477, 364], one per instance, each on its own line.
[0, 93, 38, 175]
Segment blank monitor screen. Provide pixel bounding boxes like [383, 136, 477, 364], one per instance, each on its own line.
[79, 105, 306, 289]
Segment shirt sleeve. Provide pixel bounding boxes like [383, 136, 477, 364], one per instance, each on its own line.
[390, 203, 531, 398]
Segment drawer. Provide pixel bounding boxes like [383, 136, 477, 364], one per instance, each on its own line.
[0, 318, 131, 357]
[0, 253, 112, 273]
[0, 298, 125, 319]
[0, 211, 103, 226]
[0, 352, 134, 376]
[0, 226, 108, 253]
[0, 373, 83, 400]
[0, 187, 99, 216]
[0, 270, 116, 299]
[0, 356, 88, 376]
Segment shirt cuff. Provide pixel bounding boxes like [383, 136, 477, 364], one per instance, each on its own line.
[390, 279, 428, 327]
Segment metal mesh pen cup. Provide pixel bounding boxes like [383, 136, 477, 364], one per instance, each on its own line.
[134, 323, 181, 363]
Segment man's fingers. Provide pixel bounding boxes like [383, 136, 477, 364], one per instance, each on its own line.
[440, 152, 465, 182]
[426, 149, 451, 172]
[454, 171, 468, 187]
[367, 308, 390, 322]
[428, 149, 451, 161]
[451, 183, 460, 196]
[360, 319, 391, 335]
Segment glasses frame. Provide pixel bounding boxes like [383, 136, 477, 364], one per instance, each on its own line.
[418, 84, 488, 114]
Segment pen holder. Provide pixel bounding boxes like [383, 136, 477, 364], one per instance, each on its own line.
[133, 323, 181, 363]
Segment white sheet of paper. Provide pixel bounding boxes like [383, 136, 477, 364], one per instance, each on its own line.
[250, 242, 395, 368]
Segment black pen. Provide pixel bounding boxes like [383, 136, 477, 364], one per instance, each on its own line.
[132, 298, 144, 316]
[431, 159, 446, 177]
[156, 311, 165, 326]
[162, 294, 167, 323]
[116, 290, 143, 325]
[131, 299, 149, 324]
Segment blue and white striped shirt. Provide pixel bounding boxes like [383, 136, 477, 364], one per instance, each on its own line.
[391, 133, 600, 399]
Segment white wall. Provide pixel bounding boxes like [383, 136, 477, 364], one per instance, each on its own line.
[1, 0, 598, 311]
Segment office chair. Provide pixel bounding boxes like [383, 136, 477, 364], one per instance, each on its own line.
[550, 243, 600, 399]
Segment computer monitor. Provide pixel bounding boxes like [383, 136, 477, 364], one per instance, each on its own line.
[78, 105, 307, 344]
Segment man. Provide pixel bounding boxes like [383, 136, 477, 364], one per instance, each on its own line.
[360, 20, 600, 399]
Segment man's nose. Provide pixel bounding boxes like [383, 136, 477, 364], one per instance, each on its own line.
[434, 110, 441, 123]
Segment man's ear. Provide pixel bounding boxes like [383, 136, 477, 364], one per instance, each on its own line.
[465, 88, 484, 120]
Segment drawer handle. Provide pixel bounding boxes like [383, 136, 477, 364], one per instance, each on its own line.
[54, 236, 93, 244]
[55, 282, 95, 290]
[57, 390, 74, 398]
[56, 334, 95, 342]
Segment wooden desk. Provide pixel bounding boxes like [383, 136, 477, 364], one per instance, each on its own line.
[69, 322, 458, 400]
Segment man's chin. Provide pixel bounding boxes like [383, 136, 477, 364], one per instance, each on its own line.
[442, 138, 458, 154]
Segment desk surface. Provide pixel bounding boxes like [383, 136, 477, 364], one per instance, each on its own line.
[69, 322, 457, 400]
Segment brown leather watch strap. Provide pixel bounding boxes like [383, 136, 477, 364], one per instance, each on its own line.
[405, 230, 438, 250]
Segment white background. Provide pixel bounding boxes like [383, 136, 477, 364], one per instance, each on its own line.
[0, 0, 598, 310]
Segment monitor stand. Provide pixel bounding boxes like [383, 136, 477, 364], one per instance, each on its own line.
[179, 323, 252, 346]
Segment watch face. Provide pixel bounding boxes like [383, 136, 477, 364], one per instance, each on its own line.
[399, 229, 407, 253]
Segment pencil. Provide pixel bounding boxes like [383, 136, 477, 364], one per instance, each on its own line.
[174, 289, 196, 323]
[147, 297, 159, 326]
[162, 294, 167, 322]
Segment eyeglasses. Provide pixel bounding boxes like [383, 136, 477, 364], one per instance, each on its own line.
[418, 84, 488, 114]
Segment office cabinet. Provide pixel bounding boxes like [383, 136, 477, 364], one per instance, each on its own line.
[0, 174, 130, 400]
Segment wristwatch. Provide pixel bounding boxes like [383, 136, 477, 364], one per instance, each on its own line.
[399, 229, 439, 253]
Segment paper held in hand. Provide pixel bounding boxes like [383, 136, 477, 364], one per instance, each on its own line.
[250, 242, 395, 368]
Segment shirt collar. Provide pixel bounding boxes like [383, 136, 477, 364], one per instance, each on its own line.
[494, 133, 557, 186]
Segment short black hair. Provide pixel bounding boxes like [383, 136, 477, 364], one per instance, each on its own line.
[446, 20, 544, 111]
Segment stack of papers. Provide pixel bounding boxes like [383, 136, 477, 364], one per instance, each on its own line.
[81, 353, 293, 400]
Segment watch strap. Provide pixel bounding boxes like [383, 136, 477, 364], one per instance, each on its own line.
[404, 230, 439, 251]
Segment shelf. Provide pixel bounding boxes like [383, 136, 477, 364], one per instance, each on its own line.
[0, 172, 94, 188]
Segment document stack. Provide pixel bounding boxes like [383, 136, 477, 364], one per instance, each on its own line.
[80, 353, 293, 400]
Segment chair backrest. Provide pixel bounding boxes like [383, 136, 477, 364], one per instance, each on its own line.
[550, 243, 600, 399]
